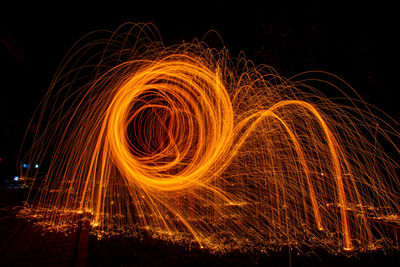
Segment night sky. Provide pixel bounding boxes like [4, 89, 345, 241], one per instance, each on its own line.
[0, 2, 398, 176]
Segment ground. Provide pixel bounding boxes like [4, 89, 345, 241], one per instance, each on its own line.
[1, 188, 399, 266]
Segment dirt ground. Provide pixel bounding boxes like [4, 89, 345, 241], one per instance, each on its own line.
[1, 188, 399, 266]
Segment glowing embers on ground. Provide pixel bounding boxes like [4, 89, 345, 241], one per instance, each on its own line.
[21, 23, 400, 254]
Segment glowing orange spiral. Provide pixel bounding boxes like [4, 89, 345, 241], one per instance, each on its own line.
[104, 56, 233, 191]
[21, 23, 400, 254]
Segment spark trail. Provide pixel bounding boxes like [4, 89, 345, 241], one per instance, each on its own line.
[21, 23, 400, 254]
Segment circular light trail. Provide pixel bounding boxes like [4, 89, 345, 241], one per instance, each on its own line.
[21, 23, 400, 254]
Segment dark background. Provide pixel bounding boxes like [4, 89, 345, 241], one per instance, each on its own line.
[0, 2, 398, 178]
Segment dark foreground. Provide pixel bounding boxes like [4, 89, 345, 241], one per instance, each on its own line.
[1, 188, 399, 266]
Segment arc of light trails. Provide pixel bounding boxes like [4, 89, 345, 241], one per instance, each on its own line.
[74, 57, 353, 249]
[234, 100, 352, 250]
[22, 24, 400, 254]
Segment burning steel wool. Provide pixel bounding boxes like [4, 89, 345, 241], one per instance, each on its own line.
[20, 23, 400, 253]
